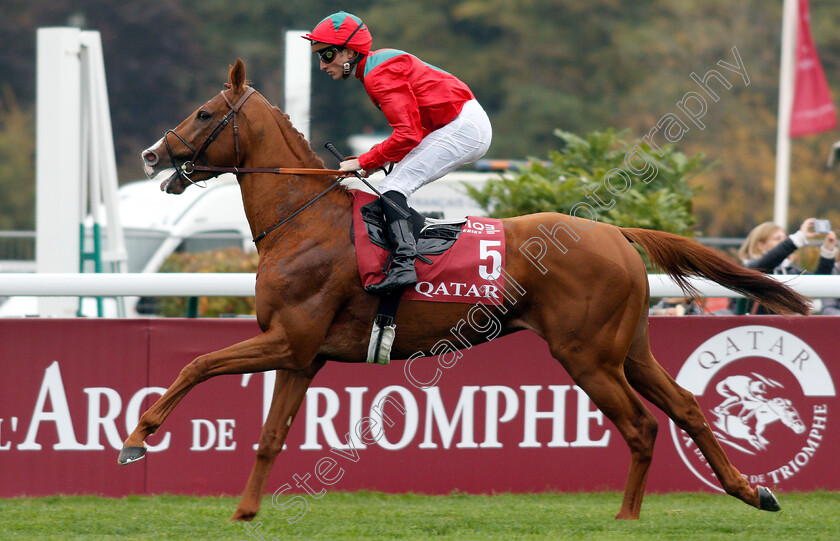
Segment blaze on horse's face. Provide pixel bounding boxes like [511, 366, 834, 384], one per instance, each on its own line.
[141, 59, 248, 195]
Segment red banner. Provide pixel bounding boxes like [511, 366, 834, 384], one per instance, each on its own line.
[0, 317, 838, 499]
[790, 0, 837, 137]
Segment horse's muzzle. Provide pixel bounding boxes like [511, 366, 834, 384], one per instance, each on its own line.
[142, 149, 159, 167]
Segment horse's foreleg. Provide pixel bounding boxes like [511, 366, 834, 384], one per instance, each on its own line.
[231, 362, 323, 522]
[119, 327, 305, 464]
[754, 423, 769, 446]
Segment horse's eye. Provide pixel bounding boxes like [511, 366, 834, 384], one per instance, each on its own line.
[197, 110, 212, 120]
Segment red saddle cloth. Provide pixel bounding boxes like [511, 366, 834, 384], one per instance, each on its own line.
[351, 190, 506, 305]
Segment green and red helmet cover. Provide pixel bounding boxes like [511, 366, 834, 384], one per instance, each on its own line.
[303, 11, 372, 55]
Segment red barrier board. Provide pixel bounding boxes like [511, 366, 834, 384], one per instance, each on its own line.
[0, 317, 837, 500]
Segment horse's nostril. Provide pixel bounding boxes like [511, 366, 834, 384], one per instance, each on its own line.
[142, 150, 159, 166]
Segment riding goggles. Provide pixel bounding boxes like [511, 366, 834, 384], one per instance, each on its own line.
[316, 46, 340, 64]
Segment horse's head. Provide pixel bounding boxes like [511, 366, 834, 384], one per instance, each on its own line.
[769, 397, 807, 434]
[142, 59, 254, 194]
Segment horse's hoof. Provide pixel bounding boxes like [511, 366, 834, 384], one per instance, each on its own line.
[757, 486, 781, 512]
[118, 446, 147, 465]
[229, 509, 256, 522]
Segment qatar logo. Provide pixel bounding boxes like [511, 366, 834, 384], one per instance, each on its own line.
[669, 325, 835, 491]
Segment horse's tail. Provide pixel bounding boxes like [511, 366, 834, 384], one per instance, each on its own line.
[619, 227, 811, 315]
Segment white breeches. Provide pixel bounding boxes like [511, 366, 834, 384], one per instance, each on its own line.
[377, 99, 492, 199]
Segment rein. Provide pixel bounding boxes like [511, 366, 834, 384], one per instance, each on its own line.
[161, 86, 350, 244]
[186, 164, 345, 176]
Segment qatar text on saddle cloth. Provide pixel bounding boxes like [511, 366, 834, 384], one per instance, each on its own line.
[351, 190, 505, 305]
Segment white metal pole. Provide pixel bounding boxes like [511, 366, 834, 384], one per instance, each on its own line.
[36, 28, 83, 317]
[81, 31, 128, 273]
[774, 0, 798, 229]
[0, 273, 256, 297]
[284, 30, 311, 141]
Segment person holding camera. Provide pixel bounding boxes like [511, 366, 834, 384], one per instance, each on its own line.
[817, 228, 840, 315]
[649, 297, 705, 316]
[737, 218, 836, 314]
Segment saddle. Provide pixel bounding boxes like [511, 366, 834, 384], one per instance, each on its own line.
[353, 198, 466, 256]
[352, 196, 467, 366]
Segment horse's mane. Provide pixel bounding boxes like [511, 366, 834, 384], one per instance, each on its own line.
[268, 104, 325, 165]
[257, 93, 352, 197]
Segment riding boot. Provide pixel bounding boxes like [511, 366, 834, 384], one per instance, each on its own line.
[365, 192, 418, 295]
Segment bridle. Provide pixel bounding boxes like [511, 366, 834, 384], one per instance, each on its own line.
[159, 86, 348, 244]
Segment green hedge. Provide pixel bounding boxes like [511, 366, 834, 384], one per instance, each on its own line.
[155, 247, 259, 317]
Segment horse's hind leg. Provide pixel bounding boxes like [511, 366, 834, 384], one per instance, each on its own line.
[623, 329, 780, 512]
[549, 342, 659, 519]
[231, 362, 323, 522]
[119, 327, 309, 464]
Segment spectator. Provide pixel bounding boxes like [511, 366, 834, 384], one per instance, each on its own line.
[737, 218, 836, 314]
[818, 230, 840, 315]
[649, 297, 704, 316]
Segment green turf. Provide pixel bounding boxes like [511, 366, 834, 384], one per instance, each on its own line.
[1, 491, 838, 540]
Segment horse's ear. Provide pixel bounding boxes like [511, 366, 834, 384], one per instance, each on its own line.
[229, 58, 246, 91]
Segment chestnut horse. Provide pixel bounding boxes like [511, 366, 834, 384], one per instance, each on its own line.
[125, 59, 809, 521]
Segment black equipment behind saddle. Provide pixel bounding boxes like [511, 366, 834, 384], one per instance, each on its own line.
[353, 198, 466, 256]
[353, 197, 469, 365]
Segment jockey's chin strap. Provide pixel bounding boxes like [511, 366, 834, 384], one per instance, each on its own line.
[160, 85, 351, 244]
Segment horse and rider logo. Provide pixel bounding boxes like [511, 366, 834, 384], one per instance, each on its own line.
[668, 325, 835, 491]
[710, 373, 806, 454]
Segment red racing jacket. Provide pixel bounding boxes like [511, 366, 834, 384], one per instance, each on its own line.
[355, 49, 475, 171]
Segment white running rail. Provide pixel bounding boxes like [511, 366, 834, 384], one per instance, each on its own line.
[0, 273, 837, 298]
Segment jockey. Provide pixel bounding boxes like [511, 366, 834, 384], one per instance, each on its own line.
[304, 11, 493, 295]
[713, 375, 769, 418]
